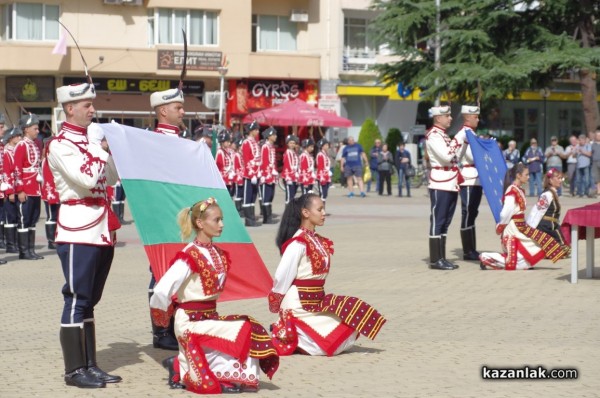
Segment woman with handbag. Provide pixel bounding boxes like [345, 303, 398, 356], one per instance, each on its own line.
[377, 144, 394, 195]
[395, 142, 412, 197]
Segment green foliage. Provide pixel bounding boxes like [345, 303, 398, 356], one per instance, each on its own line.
[386, 128, 403, 156]
[358, 118, 382, 156]
[370, 0, 600, 106]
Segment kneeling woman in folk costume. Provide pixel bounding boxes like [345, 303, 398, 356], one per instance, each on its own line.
[268, 193, 386, 356]
[150, 198, 279, 393]
[526, 168, 570, 254]
[479, 164, 569, 270]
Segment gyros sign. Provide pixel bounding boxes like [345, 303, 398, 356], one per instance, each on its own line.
[251, 81, 300, 100]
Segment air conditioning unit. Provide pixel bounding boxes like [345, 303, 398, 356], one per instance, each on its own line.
[290, 9, 309, 23]
[103, 0, 122, 4]
[122, 0, 143, 5]
[203, 91, 223, 110]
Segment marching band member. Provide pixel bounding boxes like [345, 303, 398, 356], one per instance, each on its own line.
[316, 138, 332, 207]
[259, 127, 279, 225]
[241, 121, 262, 227]
[2, 126, 22, 256]
[479, 163, 569, 270]
[41, 133, 60, 249]
[455, 105, 483, 261]
[282, 135, 300, 204]
[215, 131, 234, 197]
[49, 82, 122, 388]
[150, 198, 279, 393]
[299, 139, 316, 195]
[268, 193, 386, 356]
[146, 87, 187, 351]
[426, 105, 461, 270]
[230, 135, 245, 216]
[14, 113, 44, 260]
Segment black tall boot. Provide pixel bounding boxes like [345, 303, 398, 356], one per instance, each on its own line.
[263, 205, 278, 224]
[0, 223, 6, 249]
[28, 229, 44, 259]
[461, 228, 479, 261]
[149, 292, 178, 350]
[235, 200, 243, 217]
[243, 206, 259, 227]
[441, 235, 458, 269]
[17, 229, 37, 260]
[118, 202, 126, 224]
[46, 222, 57, 249]
[429, 236, 453, 270]
[111, 202, 119, 220]
[162, 356, 185, 389]
[83, 321, 122, 383]
[60, 326, 106, 388]
[5, 224, 18, 254]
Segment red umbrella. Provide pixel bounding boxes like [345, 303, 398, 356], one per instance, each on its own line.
[242, 99, 352, 127]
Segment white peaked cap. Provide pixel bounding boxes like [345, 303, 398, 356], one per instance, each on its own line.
[429, 105, 451, 117]
[461, 105, 480, 115]
[150, 88, 184, 108]
[56, 83, 96, 104]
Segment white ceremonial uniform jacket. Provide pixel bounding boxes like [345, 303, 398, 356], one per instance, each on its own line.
[455, 126, 480, 187]
[426, 125, 462, 192]
[48, 122, 119, 246]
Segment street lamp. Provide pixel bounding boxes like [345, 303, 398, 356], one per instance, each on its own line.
[217, 65, 228, 126]
[540, 87, 550, 148]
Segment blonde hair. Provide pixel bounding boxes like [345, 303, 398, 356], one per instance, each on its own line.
[176, 197, 218, 241]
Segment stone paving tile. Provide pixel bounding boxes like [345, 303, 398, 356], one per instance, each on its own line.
[0, 186, 598, 398]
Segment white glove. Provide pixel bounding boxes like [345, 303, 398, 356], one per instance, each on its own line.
[87, 123, 105, 146]
[295, 172, 299, 179]
[328, 170, 333, 177]
[286, 180, 293, 186]
[228, 172, 235, 180]
[312, 172, 317, 179]
[251, 176, 257, 185]
[272, 170, 279, 176]
[259, 177, 265, 184]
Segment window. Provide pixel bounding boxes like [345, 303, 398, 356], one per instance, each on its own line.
[253, 14, 297, 52]
[344, 17, 375, 58]
[151, 8, 218, 46]
[2, 3, 59, 41]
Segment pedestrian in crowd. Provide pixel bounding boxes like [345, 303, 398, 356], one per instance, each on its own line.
[341, 136, 368, 198]
[282, 134, 299, 204]
[150, 198, 279, 393]
[41, 132, 60, 249]
[479, 163, 568, 270]
[230, 134, 245, 215]
[575, 133, 592, 197]
[147, 87, 187, 351]
[394, 142, 411, 197]
[544, 136, 564, 195]
[563, 135, 578, 196]
[456, 105, 483, 261]
[215, 130, 234, 198]
[241, 121, 262, 226]
[367, 139, 382, 193]
[315, 138, 332, 210]
[522, 138, 544, 197]
[526, 168, 569, 252]
[50, 82, 122, 388]
[591, 128, 600, 196]
[326, 140, 337, 176]
[377, 143, 393, 196]
[259, 126, 279, 224]
[2, 126, 22, 257]
[503, 140, 520, 170]
[268, 193, 386, 356]
[426, 105, 461, 270]
[193, 126, 213, 150]
[14, 113, 44, 260]
[335, 138, 348, 187]
[299, 138, 316, 195]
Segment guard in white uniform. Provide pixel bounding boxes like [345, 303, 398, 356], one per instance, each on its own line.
[49, 82, 122, 388]
[426, 105, 462, 270]
[455, 105, 482, 261]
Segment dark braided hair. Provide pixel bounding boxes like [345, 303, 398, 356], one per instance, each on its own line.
[275, 193, 320, 253]
[504, 162, 527, 192]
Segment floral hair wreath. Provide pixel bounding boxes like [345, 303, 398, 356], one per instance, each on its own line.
[546, 168, 560, 178]
[189, 197, 217, 214]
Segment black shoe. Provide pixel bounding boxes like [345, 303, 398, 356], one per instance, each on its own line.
[64, 368, 106, 388]
[429, 259, 455, 270]
[153, 331, 179, 351]
[162, 356, 185, 389]
[0, 259, 6, 265]
[87, 366, 122, 383]
[441, 259, 459, 269]
[463, 251, 480, 261]
[480, 262, 487, 270]
[48, 241, 57, 250]
[220, 383, 242, 394]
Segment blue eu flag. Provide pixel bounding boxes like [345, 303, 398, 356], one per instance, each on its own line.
[466, 129, 507, 223]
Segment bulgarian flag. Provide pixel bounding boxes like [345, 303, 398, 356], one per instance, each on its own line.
[101, 123, 272, 301]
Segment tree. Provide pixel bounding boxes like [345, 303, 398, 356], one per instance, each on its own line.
[370, 0, 600, 132]
[386, 127, 403, 156]
[358, 118, 382, 156]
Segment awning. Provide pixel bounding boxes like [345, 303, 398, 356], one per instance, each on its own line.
[92, 93, 215, 117]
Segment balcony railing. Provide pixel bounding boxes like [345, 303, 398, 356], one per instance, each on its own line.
[342, 48, 378, 72]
